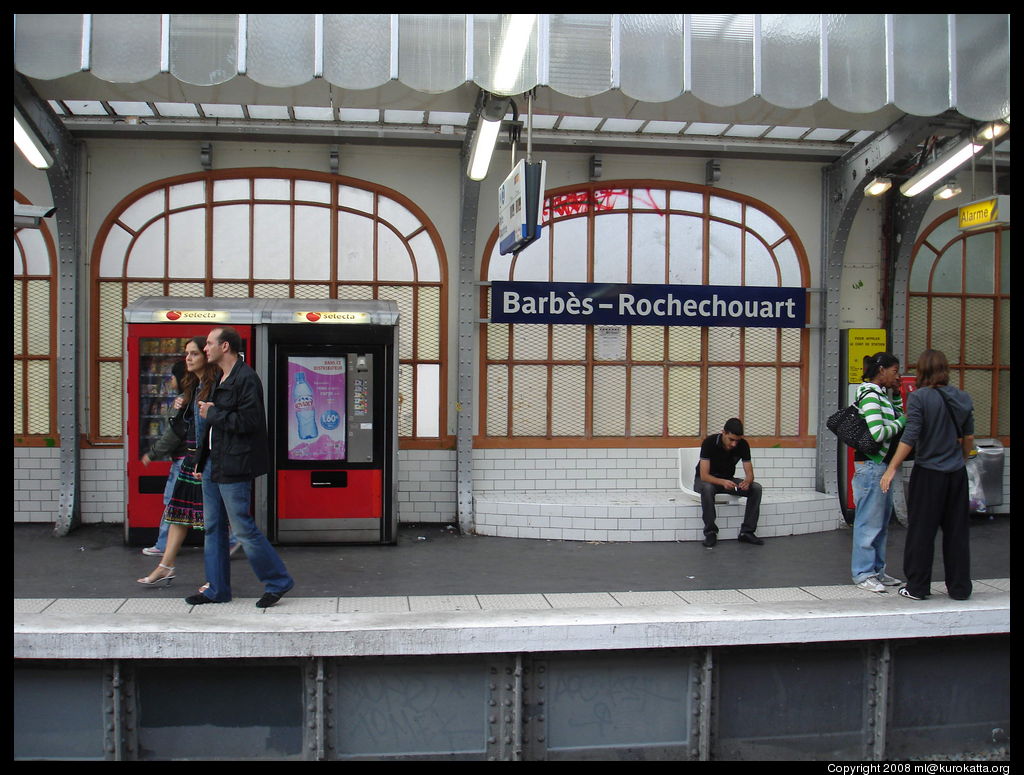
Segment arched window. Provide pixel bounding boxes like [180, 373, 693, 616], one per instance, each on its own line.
[479, 182, 810, 445]
[906, 211, 1010, 439]
[90, 170, 448, 446]
[14, 190, 58, 445]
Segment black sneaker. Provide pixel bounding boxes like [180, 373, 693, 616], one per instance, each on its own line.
[702, 534, 717, 548]
[256, 590, 288, 608]
[737, 532, 764, 545]
[185, 593, 217, 606]
[898, 586, 926, 600]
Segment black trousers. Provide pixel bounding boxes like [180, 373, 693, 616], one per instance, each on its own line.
[903, 464, 972, 600]
[694, 478, 762, 537]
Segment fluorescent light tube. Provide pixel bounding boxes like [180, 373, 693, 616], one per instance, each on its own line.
[14, 109, 53, 169]
[900, 139, 983, 197]
[467, 117, 502, 181]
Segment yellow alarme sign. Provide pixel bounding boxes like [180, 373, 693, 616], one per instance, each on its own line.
[958, 196, 1010, 231]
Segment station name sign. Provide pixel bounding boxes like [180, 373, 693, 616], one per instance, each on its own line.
[491, 281, 806, 328]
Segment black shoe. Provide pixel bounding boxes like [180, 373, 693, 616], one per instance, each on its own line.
[256, 590, 288, 608]
[737, 532, 764, 545]
[702, 534, 717, 548]
[898, 586, 926, 600]
[185, 593, 217, 605]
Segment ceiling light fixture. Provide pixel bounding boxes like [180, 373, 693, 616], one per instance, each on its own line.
[14, 107, 53, 169]
[975, 119, 1009, 143]
[466, 94, 512, 181]
[899, 138, 984, 197]
[864, 176, 892, 196]
[933, 179, 962, 201]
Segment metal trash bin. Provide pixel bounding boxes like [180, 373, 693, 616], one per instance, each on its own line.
[974, 439, 1005, 507]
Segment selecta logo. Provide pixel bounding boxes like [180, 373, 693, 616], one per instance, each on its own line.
[165, 310, 182, 321]
[306, 312, 321, 322]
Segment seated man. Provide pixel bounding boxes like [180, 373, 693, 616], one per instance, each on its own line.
[694, 418, 763, 547]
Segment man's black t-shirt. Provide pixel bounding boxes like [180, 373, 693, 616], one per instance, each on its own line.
[696, 434, 752, 480]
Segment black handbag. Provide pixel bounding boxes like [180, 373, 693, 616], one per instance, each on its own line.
[826, 404, 882, 456]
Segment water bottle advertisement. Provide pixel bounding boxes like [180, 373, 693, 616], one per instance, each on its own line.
[286, 356, 347, 462]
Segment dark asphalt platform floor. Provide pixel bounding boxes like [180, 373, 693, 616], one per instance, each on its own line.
[13, 514, 1011, 601]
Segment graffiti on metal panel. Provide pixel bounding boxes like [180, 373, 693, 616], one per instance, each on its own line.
[543, 188, 667, 221]
[337, 672, 482, 753]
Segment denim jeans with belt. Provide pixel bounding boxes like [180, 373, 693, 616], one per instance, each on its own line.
[199, 472, 293, 603]
[851, 459, 894, 583]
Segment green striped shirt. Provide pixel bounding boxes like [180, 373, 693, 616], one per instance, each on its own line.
[855, 382, 906, 464]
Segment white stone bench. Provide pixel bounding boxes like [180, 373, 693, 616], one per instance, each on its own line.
[473, 487, 841, 542]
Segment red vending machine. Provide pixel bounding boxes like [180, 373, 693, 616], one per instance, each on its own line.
[123, 298, 259, 546]
[262, 299, 399, 545]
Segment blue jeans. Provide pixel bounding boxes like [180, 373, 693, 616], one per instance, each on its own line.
[851, 460, 894, 583]
[200, 467, 293, 602]
[153, 457, 185, 551]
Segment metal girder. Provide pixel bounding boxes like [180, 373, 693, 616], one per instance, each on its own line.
[456, 130, 482, 535]
[15, 74, 84, 537]
[816, 112, 949, 494]
[887, 192, 935, 368]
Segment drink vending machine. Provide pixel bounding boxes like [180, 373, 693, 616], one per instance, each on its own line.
[261, 299, 399, 545]
[123, 298, 259, 547]
[123, 297, 399, 546]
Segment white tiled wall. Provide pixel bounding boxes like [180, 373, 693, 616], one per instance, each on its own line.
[472, 446, 820, 492]
[396, 449, 457, 524]
[13, 447, 462, 526]
[13, 447, 62, 523]
[13, 445, 1011, 529]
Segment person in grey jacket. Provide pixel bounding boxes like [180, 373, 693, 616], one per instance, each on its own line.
[881, 349, 975, 601]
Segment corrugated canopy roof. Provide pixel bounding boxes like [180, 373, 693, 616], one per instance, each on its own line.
[15, 13, 1011, 132]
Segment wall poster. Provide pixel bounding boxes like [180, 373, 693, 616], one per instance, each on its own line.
[286, 356, 347, 462]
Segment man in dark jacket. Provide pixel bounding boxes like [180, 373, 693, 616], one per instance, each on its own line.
[185, 326, 294, 608]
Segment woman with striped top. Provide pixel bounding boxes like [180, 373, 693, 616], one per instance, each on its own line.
[851, 352, 906, 593]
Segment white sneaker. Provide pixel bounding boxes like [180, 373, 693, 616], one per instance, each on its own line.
[856, 577, 887, 593]
[141, 546, 164, 556]
[876, 572, 902, 586]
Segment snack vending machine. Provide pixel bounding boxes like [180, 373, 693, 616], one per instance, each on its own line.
[261, 299, 399, 544]
[123, 298, 258, 546]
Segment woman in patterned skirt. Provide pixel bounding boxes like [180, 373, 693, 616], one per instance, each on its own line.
[137, 337, 221, 586]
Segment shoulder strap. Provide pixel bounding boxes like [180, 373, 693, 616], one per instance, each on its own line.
[932, 387, 962, 436]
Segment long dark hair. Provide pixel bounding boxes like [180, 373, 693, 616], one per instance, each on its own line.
[862, 351, 899, 383]
[179, 336, 221, 403]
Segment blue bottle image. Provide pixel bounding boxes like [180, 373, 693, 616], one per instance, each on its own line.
[292, 371, 319, 440]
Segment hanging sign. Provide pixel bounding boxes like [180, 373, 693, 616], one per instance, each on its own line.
[958, 195, 1010, 231]
[491, 281, 806, 328]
